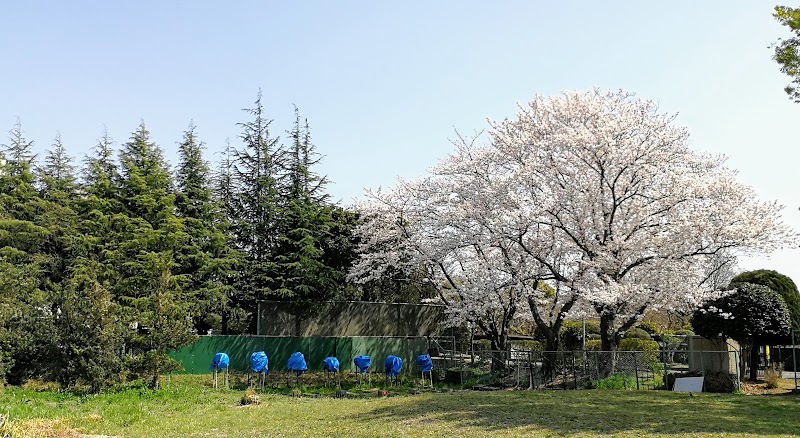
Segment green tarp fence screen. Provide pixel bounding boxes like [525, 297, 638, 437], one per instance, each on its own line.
[169, 335, 429, 375]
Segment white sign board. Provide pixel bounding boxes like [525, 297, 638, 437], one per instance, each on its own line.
[673, 377, 704, 393]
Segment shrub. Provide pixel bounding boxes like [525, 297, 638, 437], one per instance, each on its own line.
[241, 389, 261, 405]
[620, 338, 660, 368]
[585, 340, 602, 351]
[704, 371, 736, 393]
[764, 364, 783, 389]
[560, 320, 600, 350]
[594, 373, 637, 390]
[624, 328, 652, 340]
[635, 322, 661, 337]
[619, 338, 659, 351]
[510, 340, 543, 351]
[675, 329, 695, 336]
[473, 339, 491, 351]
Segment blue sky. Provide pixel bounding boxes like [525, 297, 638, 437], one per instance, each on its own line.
[1, 1, 799, 282]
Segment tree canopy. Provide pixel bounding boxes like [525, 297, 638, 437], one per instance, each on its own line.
[730, 269, 800, 330]
[350, 89, 795, 352]
[773, 6, 800, 102]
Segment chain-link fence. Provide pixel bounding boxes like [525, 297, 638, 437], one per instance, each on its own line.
[431, 348, 740, 391]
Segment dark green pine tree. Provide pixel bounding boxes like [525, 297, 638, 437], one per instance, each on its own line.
[51, 259, 124, 390]
[231, 91, 285, 331]
[2, 118, 37, 173]
[174, 123, 240, 334]
[125, 253, 196, 389]
[214, 140, 248, 334]
[57, 129, 127, 389]
[38, 133, 77, 200]
[273, 109, 339, 303]
[0, 122, 55, 384]
[114, 122, 195, 386]
[36, 133, 80, 288]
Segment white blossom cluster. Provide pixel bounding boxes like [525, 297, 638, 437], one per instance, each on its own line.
[349, 89, 796, 348]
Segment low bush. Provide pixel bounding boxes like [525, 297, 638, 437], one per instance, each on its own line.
[764, 364, 783, 389]
[704, 371, 736, 393]
[624, 328, 652, 340]
[619, 338, 659, 368]
[560, 321, 600, 351]
[510, 340, 543, 351]
[675, 329, 695, 336]
[635, 322, 661, 337]
[594, 373, 637, 390]
[585, 340, 602, 351]
[473, 339, 491, 351]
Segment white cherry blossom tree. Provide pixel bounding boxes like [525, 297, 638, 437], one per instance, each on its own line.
[350, 89, 796, 353]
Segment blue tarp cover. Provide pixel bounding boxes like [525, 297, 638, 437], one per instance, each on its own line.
[250, 351, 269, 373]
[209, 352, 230, 370]
[354, 355, 371, 373]
[323, 356, 340, 372]
[287, 352, 308, 373]
[385, 355, 403, 377]
[416, 354, 433, 372]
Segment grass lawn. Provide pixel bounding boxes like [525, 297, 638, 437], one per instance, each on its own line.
[1, 375, 799, 437]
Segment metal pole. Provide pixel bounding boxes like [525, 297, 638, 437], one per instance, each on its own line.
[582, 318, 586, 351]
[793, 329, 798, 391]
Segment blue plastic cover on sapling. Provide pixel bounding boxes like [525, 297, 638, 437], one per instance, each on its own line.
[354, 355, 372, 374]
[384, 355, 403, 377]
[209, 352, 230, 370]
[250, 351, 269, 373]
[416, 354, 433, 372]
[287, 352, 308, 375]
[323, 356, 340, 372]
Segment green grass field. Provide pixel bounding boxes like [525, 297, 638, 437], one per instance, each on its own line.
[1, 375, 799, 437]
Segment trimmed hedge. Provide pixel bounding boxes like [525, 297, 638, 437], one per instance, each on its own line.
[624, 328, 652, 340]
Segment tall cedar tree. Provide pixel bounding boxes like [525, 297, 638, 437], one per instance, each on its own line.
[115, 122, 196, 386]
[175, 123, 240, 334]
[214, 140, 249, 333]
[51, 130, 127, 389]
[231, 92, 285, 332]
[0, 122, 54, 384]
[273, 109, 339, 303]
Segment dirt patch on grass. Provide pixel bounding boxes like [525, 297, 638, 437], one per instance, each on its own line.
[740, 378, 798, 395]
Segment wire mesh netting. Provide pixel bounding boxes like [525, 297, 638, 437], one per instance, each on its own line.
[432, 348, 740, 391]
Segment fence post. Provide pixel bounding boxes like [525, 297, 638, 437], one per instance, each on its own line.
[792, 329, 798, 392]
[528, 351, 534, 390]
[572, 351, 577, 389]
[699, 349, 705, 377]
[634, 352, 640, 390]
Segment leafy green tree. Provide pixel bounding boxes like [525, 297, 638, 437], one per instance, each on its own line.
[730, 269, 800, 330]
[174, 123, 240, 333]
[773, 6, 800, 102]
[693, 283, 791, 381]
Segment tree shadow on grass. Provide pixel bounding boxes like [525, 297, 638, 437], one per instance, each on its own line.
[351, 390, 800, 436]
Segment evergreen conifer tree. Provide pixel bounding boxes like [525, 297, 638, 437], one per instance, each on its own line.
[231, 92, 285, 331]
[175, 123, 240, 334]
